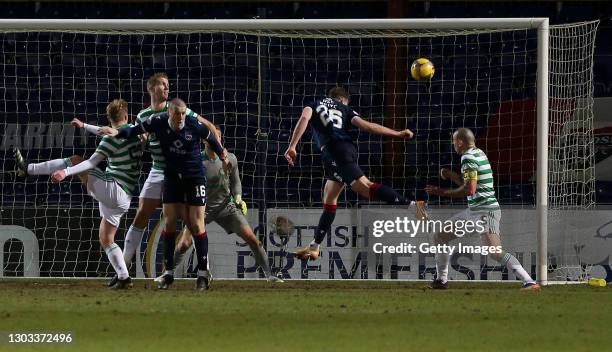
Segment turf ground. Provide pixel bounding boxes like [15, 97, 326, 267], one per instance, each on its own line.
[0, 279, 610, 352]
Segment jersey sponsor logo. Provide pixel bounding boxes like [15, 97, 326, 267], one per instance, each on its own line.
[170, 139, 187, 155]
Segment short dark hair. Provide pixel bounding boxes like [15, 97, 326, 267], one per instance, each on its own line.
[328, 86, 350, 100]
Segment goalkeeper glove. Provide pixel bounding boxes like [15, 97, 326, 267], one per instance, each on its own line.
[235, 195, 248, 216]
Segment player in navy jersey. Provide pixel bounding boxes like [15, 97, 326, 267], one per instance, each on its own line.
[284, 87, 426, 260]
[104, 98, 230, 290]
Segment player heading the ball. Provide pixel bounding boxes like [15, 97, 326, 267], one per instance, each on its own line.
[284, 86, 427, 261]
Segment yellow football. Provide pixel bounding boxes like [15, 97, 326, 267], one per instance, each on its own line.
[410, 58, 435, 81]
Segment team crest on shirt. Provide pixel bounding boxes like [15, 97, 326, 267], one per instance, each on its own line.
[185, 133, 193, 141]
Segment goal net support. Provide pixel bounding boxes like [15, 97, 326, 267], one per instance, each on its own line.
[0, 19, 598, 284]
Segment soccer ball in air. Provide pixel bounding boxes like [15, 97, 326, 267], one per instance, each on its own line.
[410, 58, 435, 80]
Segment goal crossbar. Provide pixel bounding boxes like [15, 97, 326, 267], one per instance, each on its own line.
[0, 18, 549, 31]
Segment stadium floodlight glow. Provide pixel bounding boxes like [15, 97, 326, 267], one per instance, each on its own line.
[0, 18, 597, 284]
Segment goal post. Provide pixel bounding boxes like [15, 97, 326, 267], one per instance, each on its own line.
[536, 19, 549, 285]
[0, 18, 598, 283]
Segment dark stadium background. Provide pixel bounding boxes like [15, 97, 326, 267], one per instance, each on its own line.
[0, 1, 609, 276]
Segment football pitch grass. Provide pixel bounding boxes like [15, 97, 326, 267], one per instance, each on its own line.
[0, 279, 610, 352]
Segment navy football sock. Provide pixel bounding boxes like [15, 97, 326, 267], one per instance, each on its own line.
[193, 231, 209, 272]
[314, 204, 337, 244]
[162, 230, 177, 272]
[369, 183, 411, 204]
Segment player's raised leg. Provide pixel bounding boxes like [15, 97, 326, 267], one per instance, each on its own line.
[13, 147, 75, 177]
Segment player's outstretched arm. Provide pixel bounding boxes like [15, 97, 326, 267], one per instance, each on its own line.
[50, 152, 106, 183]
[284, 107, 313, 166]
[101, 121, 149, 138]
[351, 117, 414, 139]
[72, 118, 105, 136]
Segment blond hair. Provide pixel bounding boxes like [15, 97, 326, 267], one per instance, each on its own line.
[147, 72, 168, 91]
[106, 99, 128, 124]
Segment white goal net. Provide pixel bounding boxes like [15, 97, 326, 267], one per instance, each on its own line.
[0, 19, 598, 282]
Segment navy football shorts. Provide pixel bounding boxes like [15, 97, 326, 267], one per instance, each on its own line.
[163, 174, 207, 206]
[322, 141, 365, 186]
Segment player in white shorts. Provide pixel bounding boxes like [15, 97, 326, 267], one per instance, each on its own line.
[76, 73, 217, 286]
[13, 99, 143, 289]
[425, 128, 541, 291]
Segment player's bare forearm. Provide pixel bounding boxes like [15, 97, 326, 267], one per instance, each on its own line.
[447, 171, 463, 186]
[288, 110, 312, 149]
[426, 185, 468, 198]
[425, 179, 476, 198]
[366, 122, 401, 137]
[352, 118, 413, 138]
[442, 185, 471, 198]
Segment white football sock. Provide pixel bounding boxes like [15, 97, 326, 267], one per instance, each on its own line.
[27, 158, 70, 175]
[501, 252, 535, 284]
[104, 243, 129, 280]
[435, 251, 450, 283]
[123, 225, 145, 265]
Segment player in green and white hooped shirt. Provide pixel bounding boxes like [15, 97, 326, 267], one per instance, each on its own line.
[120, 73, 217, 279]
[425, 128, 540, 291]
[75, 73, 217, 285]
[14, 99, 142, 289]
[160, 126, 283, 282]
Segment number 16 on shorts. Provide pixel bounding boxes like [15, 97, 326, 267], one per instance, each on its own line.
[194, 184, 207, 205]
